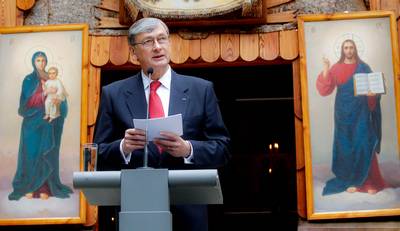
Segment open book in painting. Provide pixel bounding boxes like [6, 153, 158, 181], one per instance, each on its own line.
[353, 72, 386, 96]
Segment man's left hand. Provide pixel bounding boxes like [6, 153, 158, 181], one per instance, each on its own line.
[153, 131, 191, 158]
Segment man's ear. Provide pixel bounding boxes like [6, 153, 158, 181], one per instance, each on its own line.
[130, 46, 136, 55]
[130, 46, 139, 61]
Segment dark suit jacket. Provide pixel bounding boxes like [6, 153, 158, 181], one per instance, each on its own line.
[94, 70, 230, 171]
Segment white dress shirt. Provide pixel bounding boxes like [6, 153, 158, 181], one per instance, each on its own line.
[120, 66, 193, 164]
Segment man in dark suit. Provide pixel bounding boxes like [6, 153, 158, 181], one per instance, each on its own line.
[94, 17, 230, 231]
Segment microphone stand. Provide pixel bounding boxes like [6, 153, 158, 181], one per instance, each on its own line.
[143, 67, 153, 168]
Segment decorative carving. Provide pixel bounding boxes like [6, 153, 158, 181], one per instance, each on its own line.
[125, 0, 246, 19]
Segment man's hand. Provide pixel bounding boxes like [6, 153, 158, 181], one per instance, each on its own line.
[367, 90, 376, 97]
[153, 131, 191, 158]
[122, 128, 146, 155]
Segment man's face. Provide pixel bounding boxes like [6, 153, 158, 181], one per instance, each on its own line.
[34, 56, 46, 71]
[343, 42, 356, 60]
[132, 24, 171, 75]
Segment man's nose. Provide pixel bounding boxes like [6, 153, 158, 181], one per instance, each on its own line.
[153, 39, 162, 49]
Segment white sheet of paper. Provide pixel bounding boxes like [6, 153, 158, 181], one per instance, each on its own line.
[133, 114, 183, 141]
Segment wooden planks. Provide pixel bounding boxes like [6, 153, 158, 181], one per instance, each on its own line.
[89, 31, 299, 66]
[201, 34, 220, 62]
[170, 34, 190, 64]
[109, 36, 130, 65]
[381, 0, 400, 18]
[265, 0, 293, 8]
[279, 30, 298, 60]
[189, 39, 201, 60]
[90, 36, 111, 66]
[259, 32, 279, 60]
[97, 17, 128, 29]
[97, 0, 119, 12]
[240, 34, 259, 61]
[266, 10, 296, 24]
[220, 34, 240, 62]
[370, 0, 400, 18]
[0, 0, 16, 26]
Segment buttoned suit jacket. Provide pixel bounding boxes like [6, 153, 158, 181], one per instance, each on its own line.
[94, 70, 230, 170]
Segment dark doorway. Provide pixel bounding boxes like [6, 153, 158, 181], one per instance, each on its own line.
[100, 64, 298, 230]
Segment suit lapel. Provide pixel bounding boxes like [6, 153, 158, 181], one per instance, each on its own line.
[123, 73, 147, 120]
[168, 71, 189, 119]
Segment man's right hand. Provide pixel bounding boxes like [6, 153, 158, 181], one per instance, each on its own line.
[122, 128, 146, 155]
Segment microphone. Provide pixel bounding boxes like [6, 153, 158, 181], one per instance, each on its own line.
[143, 67, 153, 168]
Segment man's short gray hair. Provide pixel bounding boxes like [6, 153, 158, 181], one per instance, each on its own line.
[128, 18, 169, 46]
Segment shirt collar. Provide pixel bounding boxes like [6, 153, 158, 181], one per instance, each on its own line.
[141, 66, 171, 90]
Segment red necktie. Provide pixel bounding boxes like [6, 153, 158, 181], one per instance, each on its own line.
[149, 80, 164, 153]
[149, 80, 164, 118]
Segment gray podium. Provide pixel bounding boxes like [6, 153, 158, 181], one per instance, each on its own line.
[73, 169, 223, 231]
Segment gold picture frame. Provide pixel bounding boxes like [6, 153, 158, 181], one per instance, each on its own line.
[298, 11, 400, 220]
[0, 24, 89, 225]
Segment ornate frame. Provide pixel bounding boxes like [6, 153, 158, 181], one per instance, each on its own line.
[298, 11, 400, 219]
[0, 24, 89, 225]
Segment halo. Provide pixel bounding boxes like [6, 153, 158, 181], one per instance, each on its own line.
[334, 33, 365, 59]
[46, 62, 64, 80]
[24, 45, 54, 72]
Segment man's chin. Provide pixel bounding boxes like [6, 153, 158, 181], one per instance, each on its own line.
[151, 60, 169, 68]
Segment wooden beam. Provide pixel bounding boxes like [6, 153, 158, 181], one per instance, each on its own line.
[292, 58, 307, 218]
[16, 0, 35, 11]
[266, 10, 296, 24]
[369, 0, 381, 10]
[265, 0, 293, 8]
[87, 64, 101, 126]
[97, 0, 119, 12]
[16, 8, 24, 26]
[380, 0, 400, 18]
[96, 17, 128, 29]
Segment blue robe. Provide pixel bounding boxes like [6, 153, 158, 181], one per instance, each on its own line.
[8, 52, 72, 200]
[322, 62, 382, 195]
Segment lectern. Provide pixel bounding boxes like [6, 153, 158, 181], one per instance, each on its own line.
[73, 169, 223, 231]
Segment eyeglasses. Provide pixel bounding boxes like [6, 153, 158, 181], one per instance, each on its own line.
[133, 35, 169, 48]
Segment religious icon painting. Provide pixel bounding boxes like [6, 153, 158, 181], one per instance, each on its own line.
[298, 11, 400, 219]
[0, 24, 89, 225]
